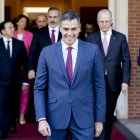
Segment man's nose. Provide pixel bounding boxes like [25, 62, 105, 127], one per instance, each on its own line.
[68, 30, 73, 35]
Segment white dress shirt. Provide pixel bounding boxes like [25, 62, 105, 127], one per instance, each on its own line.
[3, 36, 12, 57]
[48, 25, 59, 43]
[61, 39, 78, 72]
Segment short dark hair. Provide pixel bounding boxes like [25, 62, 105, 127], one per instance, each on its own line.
[48, 7, 60, 13]
[60, 11, 80, 26]
[0, 20, 12, 34]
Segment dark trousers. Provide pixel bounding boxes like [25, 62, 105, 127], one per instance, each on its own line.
[95, 76, 119, 140]
[8, 83, 21, 128]
[0, 86, 10, 137]
[26, 79, 35, 119]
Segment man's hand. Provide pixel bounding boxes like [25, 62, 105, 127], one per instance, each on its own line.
[95, 122, 103, 137]
[38, 120, 51, 137]
[121, 83, 128, 93]
[28, 70, 35, 80]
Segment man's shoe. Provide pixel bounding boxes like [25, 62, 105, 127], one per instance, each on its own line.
[0, 131, 9, 139]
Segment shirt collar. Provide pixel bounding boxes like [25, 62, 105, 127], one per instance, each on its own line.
[3, 36, 12, 42]
[101, 28, 112, 36]
[48, 25, 59, 32]
[61, 39, 78, 51]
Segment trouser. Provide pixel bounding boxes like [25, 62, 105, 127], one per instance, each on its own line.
[20, 85, 30, 114]
[0, 86, 10, 135]
[47, 114, 94, 140]
[95, 76, 119, 140]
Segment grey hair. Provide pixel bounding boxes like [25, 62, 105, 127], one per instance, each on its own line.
[97, 9, 112, 20]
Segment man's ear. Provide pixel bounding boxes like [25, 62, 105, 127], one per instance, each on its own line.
[1, 29, 5, 35]
[79, 24, 81, 32]
[79, 23, 81, 28]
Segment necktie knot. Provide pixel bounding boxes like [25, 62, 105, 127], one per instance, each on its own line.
[52, 29, 55, 33]
[67, 47, 73, 52]
[7, 40, 10, 46]
[104, 32, 107, 36]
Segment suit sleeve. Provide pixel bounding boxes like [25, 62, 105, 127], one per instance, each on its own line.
[28, 32, 40, 71]
[34, 48, 48, 121]
[121, 35, 131, 85]
[93, 45, 106, 122]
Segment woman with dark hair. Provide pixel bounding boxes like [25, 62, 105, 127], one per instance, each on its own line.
[13, 14, 33, 124]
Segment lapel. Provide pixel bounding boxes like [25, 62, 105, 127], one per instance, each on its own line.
[55, 41, 70, 85]
[107, 30, 116, 56]
[22, 30, 28, 43]
[71, 40, 83, 85]
[11, 38, 18, 61]
[55, 40, 83, 86]
[96, 30, 116, 58]
[96, 31, 105, 57]
[58, 31, 62, 42]
[40, 26, 52, 45]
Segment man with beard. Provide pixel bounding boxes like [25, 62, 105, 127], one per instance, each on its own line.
[28, 7, 62, 79]
[27, 7, 62, 119]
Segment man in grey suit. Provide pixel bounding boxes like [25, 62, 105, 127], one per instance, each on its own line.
[87, 9, 131, 140]
[34, 11, 106, 140]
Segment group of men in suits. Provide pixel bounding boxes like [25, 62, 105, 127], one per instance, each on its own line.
[33, 8, 131, 140]
[0, 7, 62, 139]
[34, 10, 106, 140]
[0, 7, 131, 140]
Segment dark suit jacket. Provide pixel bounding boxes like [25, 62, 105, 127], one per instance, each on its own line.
[0, 37, 28, 86]
[34, 40, 106, 131]
[0, 37, 28, 133]
[86, 30, 131, 92]
[28, 26, 62, 71]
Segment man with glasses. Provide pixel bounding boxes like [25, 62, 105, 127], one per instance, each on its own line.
[87, 9, 131, 140]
